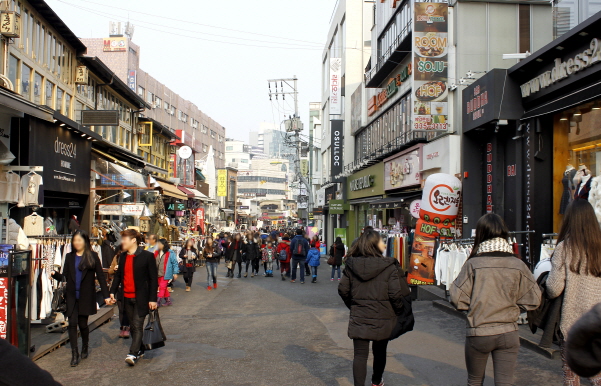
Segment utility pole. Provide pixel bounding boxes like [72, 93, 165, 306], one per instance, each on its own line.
[267, 76, 313, 228]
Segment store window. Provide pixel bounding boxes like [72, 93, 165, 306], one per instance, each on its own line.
[45, 80, 54, 108]
[56, 88, 63, 113]
[553, 101, 601, 228]
[64, 94, 71, 118]
[21, 64, 31, 99]
[33, 72, 42, 104]
[8, 55, 17, 90]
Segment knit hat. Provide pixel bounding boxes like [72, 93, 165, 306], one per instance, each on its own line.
[566, 303, 601, 378]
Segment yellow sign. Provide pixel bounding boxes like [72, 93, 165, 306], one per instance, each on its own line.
[217, 169, 227, 197]
[300, 159, 309, 177]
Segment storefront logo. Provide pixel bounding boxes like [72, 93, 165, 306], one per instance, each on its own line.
[521, 38, 601, 98]
[55, 137, 76, 158]
[350, 175, 374, 191]
[429, 184, 460, 212]
[368, 64, 412, 117]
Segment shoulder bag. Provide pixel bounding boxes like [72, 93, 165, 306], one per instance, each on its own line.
[390, 267, 415, 340]
[143, 309, 167, 350]
[51, 276, 67, 314]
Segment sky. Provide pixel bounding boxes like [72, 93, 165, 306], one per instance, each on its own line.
[46, 0, 335, 142]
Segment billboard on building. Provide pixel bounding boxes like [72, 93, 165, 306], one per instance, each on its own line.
[217, 169, 227, 197]
[413, 1, 449, 133]
[103, 37, 127, 52]
[329, 58, 342, 115]
[330, 120, 343, 181]
[127, 70, 136, 91]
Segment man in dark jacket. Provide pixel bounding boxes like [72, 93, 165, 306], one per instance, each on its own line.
[566, 302, 601, 378]
[110, 229, 158, 366]
[289, 229, 310, 283]
[0, 338, 62, 385]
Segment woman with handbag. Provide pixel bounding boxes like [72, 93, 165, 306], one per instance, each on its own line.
[338, 230, 406, 386]
[179, 239, 197, 292]
[154, 238, 179, 306]
[450, 213, 541, 386]
[203, 237, 220, 290]
[329, 237, 346, 281]
[51, 230, 111, 367]
[547, 199, 601, 386]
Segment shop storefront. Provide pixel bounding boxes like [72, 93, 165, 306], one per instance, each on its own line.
[462, 14, 601, 264]
[346, 163, 385, 240]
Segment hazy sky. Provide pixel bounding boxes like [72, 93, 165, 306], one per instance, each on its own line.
[46, 0, 334, 141]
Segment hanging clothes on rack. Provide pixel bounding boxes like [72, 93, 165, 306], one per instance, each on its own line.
[17, 171, 43, 207]
[23, 212, 44, 236]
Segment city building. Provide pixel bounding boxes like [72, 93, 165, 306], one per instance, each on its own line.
[553, 0, 601, 37]
[308, 102, 323, 228]
[249, 122, 295, 159]
[224, 138, 251, 170]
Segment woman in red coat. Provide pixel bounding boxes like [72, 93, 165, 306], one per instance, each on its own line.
[276, 234, 292, 281]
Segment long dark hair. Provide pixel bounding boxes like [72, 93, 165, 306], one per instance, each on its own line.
[347, 230, 383, 258]
[558, 199, 601, 276]
[204, 237, 214, 254]
[158, 238, 170, 252]
[469, 213, 509, 258]
[72, 230, 95, 271]
[335, 237, 343, 246]
[184, 238, 196, 251]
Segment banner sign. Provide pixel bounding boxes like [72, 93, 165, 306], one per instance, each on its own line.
[408, 173, 461, 285]
[122, 204, 145, 216]
[413, 1, 449, 132]
[334, 228, 347, 248]
[217, 169, 227, 197]
[0, 277, 6, 339]
[329, 58, 342, 115]
[384, 147, 422, 190]
[329, 199, 347, 214]
[331, 120, 343, 181]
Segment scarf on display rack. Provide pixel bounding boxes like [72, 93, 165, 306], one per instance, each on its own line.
[477, 237, 514, 255]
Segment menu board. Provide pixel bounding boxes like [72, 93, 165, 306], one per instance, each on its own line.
[413, 1, 449, 132]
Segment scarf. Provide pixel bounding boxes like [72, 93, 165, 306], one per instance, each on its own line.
[477, 237, 514, 255]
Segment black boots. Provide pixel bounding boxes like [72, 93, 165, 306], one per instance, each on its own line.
[311, 277, 317, 283]
[81, 344, 89, 359]
[71, 349, 80, 367]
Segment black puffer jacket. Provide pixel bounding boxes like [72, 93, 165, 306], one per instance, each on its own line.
[330, 243, 346, 266]
[243, 241, 261, 261]
[338, 256, 404, 341]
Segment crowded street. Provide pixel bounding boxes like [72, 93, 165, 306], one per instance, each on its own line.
[35, 263, 561, 386]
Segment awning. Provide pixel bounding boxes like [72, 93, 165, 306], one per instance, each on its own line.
[188, 189, 208, 200]
[221, 209, 234, 214]
[178, 186, 194, 197]
[196, 169, 206, 180]
[0, 87, 53, 122]
[370, 191, 422, 209]
[92, 153, 149, 189]
[158, 181, 188, 200]
[521, 79, 601, 120]
[144, 162, 168, 175]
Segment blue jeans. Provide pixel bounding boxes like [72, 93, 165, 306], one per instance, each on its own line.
[311, 266, 318, 277]
[206, 262, 218, 286]
[291, 258, 306, 282]
[331, 265, 341, 279]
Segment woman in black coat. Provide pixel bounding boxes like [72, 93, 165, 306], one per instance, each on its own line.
[51, 230, 111, 367]
[179, 239, 198, 292]
[243, 235, 261, 278]
[338, 230, 405, 386]
[329, 236, 346, 281]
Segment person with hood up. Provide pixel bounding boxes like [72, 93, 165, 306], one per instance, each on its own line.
[277, 234, 292, 281]
[306, 243, 321, 283]
[330, 237, 346, 281]
[338, 229, 405, 386]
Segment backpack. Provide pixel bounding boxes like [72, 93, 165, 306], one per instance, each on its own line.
[295, 239, 307, 257]
[279, 248, 288, 261]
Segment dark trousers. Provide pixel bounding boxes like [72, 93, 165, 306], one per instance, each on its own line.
[353, 339, 389, 386]
[465, 331, 520, 386]
[252, 259, 260, 274]
[245, 259, 251, 272]
[124, 298, 146, 356]
[234, 261, 243, 275]
[68, 302, 89, 350]
[184, 271, 194, 286]
[117, 299, 130, 327]
[291, 258, 306, 282]
[305, 261, 311, 275]
[280, 261, 290, 276]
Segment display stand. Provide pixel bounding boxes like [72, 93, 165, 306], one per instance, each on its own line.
[1, 249, 32, 356]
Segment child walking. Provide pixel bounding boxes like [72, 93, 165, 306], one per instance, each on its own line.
[154, 239, 179, 306]
[262, 241, 276, 277]
[306, 244, 321, 283]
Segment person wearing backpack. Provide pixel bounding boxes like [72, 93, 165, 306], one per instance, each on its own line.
[277, 234, 292, 281]
[289, 229, 310, 284]
[306, 243, 321, 283]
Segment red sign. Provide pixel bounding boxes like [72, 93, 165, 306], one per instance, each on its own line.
[466, 85, 489, 122]
[196, 208, 205, 233]
[0, 278, 7, 339]
[507, 164, 516, 177]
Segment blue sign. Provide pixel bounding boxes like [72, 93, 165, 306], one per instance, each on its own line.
[127, 70, 136, 91]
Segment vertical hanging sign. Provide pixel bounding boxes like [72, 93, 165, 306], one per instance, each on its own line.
[413, 0, 449, 133]
[329, 58, 342, 115]
[331, 120, 343, 181]
[217, 169, 227, 197]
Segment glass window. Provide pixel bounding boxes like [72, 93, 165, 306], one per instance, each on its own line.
[33, 72, 41, 104]
[146, 90, 153, 103]
[50, 36, 56, 72]
[56, 88, 63, 113]
[64, 94, 71, 117]
[75, 100, 84, 123]
[8, 55, 17, 91]
[138, 86, 144, 97]
[111, 126, 118, 144]
[45, 80, 54, 107]
[20, 64, 31, 99]
[22, 9, 28, 53]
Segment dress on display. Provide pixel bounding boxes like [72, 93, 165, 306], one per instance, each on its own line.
[560, 168, 577, 214]
[575, 174, 593, 200]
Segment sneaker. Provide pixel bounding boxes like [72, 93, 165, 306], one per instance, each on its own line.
[281, 274, 286, 281]
[244, 272, 248, 278]
[300, 281, 305, 284]
[372, 381, 384, 386]
[207, 286, 212, 291]
[290, 280, 295, 283]
[213, 283, 218, 289]
[122, 326, 130, 339]
[164, 298, 173, 306]
[125, 354, 138, 366]
[338, 278, 341, 281]
[186, 286, 191, 292]
[311, 277, 317, 283]
[167, 287, 174, 293]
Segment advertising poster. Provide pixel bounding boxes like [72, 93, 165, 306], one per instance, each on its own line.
[334, 228, 347, 248]
[413, 1, 449, 133]
[408, 173, 461, 285]
[384, 148, 422, 190]
[217, 169, 227, 197]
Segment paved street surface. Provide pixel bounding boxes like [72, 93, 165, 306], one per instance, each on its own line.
[37, 262, 563, 386]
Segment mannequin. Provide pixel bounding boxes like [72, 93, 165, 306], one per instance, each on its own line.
[575, 164, 592, 200]
[560, 164, 577, 214]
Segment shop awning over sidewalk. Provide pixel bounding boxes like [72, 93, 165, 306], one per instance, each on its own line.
[370, 191, 422, 209]
[158, 181, 188, 200]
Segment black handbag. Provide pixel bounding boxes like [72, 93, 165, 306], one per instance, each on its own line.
[51, 277, 67, 313]
[390, 267, 415, 340]
[143, 310, 166, 350]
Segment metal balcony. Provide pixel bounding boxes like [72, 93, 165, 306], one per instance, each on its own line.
[365, 21, 412, 88]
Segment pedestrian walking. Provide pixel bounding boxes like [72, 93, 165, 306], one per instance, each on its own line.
[145, 234, 158, 253]
[243, 235, 261, 277]
[154, 238, 178, 307]
[229, 233, 244, 278]
[330, 237, 346, 281]
[203, 237, 221, 290]
[338, 229, 406, 386]
[290, 229, 310, 284]
[109, 247, 130, 339]
[224, 235, 235, 278]
[100, 228, 115, 268]
[546, 199, 601, 386]
[109, 229, 158, 366]
[51, 230, 111, 367]
[179, 239, 198, 291]
[277, 234, 291, 281]
[306, 243, 321, 283]
[450, 213, 541, 386]
[262, 241, 276, 277]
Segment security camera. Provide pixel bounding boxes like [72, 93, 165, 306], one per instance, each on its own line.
[449, 84, 458, 91]
[459, 78, 467, 85]
[466, 71, 474, 79]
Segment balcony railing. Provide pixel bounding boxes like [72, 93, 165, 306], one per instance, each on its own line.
[365, 20, 412, 87]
